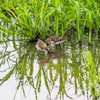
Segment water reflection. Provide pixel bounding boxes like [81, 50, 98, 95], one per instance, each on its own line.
[0, 39, 100, 100]
[48, 51, 67, 59]
[35, 57, 49, 66]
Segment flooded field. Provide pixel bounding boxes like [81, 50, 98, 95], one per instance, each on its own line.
[0, 35, 100, 100]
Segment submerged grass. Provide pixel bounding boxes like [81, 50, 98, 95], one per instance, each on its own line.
[0, 0, 100, 42]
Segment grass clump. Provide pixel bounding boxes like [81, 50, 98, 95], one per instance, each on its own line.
[0, 0, 100, 42]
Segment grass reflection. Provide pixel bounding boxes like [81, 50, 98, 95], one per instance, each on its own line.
[83, 51, 100, 99]
[0, 40, 100, 100]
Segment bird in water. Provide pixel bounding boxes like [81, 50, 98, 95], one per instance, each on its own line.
[47, 36, 68, 45]
[36, 39, 49, 52]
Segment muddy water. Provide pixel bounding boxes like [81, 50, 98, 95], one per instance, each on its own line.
[0, 36, 100, 100]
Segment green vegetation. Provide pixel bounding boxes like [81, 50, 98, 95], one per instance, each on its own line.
[0, 0, 100, 43]
[0, 1, 100, 99]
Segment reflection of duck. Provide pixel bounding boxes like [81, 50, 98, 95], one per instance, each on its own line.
[48, 51, 67, 59]
[35, 57, 49, 66]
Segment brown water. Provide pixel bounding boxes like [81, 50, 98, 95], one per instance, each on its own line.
[0, 36, 100, 100]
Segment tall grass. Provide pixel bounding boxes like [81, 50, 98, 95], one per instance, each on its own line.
[0, 0, 100, 42]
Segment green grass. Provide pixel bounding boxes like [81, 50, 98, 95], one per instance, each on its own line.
[0, 0, 100, 42]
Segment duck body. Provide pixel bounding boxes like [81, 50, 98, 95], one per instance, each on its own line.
[36, 39, 49, 51]
[47, 36, 67, 44]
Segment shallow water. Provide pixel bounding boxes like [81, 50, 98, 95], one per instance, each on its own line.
[0, 36, 100, 100]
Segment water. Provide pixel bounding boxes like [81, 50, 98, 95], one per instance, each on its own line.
[0, 36, 100, 100]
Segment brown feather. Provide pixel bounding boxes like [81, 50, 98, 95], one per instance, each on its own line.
[47, 36, 68, 44]
[36, 39, 49, 51]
